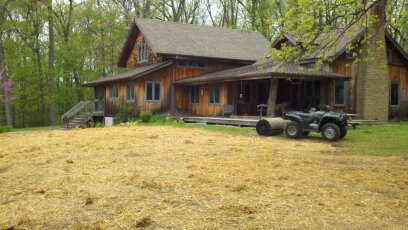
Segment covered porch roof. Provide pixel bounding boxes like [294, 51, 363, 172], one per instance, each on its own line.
[82, 61, 172, 87]
[174, 60, 350, 86]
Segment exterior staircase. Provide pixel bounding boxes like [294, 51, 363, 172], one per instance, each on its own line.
[60, 101, 93, 130]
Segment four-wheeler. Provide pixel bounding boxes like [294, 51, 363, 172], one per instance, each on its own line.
[283, 105, 348, 141]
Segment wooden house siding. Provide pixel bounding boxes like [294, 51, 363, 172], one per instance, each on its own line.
[329, 47, 408, 118]
[103, 61, 243, 116]
[126, 33, 161, 69]
[177, 82, 230, 117]
[329, 53, 359, 113]
[388, 47, 408, 118]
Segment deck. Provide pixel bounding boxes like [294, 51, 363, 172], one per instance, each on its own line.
[182, 117, 259, 127]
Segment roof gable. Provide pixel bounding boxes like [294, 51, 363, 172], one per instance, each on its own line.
[118, 19, 270, 67]
[271, 24, 408, 64]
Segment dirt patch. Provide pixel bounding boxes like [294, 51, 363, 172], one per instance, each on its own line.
[0, 126, 407, 229]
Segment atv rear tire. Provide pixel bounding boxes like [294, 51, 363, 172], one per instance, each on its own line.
[321, 123, 340, 141]
[285, 121, 302, 139]
[339, 126, 348, 139]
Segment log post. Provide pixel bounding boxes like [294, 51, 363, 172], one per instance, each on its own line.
[267, 78, 278, 117]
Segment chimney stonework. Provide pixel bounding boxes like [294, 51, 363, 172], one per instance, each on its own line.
[356, 0, 389, 121]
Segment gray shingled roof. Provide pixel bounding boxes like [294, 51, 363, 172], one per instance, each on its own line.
[174, 60, 349, 85]
[118, 19, 270, 67]
[272, 23, 408, 64]
[83, 61, 172, 87]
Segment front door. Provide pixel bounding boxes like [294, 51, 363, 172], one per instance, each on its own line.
[94, 87, 105, 112]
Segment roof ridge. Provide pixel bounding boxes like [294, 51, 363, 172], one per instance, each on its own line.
[135, 18, 261, 34]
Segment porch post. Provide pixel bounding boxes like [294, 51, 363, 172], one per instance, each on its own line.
[170, 83, 176, 116]
[267, 78, 278, 117]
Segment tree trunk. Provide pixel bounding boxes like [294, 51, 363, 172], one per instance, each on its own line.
[48, 2, 56, 125]
[267, 78, 278, 117]
[0, 43, 13, 127]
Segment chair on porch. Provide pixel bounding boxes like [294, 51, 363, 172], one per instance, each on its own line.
[222, 104, 234, 117]
[257, 104, 268, 118]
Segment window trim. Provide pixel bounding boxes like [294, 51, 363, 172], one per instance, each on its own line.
[334, 80, 347, 107]
[390, 81, 400, 107]
[190, 86, 200, 104]
[109, 85, 118, 99]
[145, 81, 162, 102]
[125, 82, 135, 102]
[208, 84, 220, 105]
[138, 43, 148, 63]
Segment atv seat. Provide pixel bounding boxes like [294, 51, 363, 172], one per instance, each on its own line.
[293, 113, 314, 123]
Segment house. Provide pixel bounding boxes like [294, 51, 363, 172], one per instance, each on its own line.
[82, 18, 270, 118]
[78, 3, 407, 127]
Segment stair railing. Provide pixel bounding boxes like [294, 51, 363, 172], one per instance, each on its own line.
[61, 101, 91, 129]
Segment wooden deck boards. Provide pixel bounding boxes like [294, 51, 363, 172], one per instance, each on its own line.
[182, 117, 259, 127]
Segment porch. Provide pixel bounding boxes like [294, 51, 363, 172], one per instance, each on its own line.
[174, 61, 351, 118]
[175, 78, 340, 118]
[182, 116, 259, 127]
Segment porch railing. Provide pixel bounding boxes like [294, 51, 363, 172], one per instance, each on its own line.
[60, 101, 93, 128]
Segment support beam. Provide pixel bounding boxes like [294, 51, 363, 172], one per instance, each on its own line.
[267, 78, 278, 117]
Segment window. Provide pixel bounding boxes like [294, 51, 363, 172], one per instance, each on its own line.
[237, 83, 251, 103]
[145, 81, 161, 101]
[138, 43, 148, 63]
[390, 82, 400, 107]
[305, 81, 320, 97]
[334, 80, 347, 106]
[126, 82, 135, 101]
[109, 85, 118, 99]
[94, 87, 104, 100]
[190, 86, 200, 104]
[387, 49, 393, 63]
[208, 84, 220, 104]
[177, 60, 207, 68]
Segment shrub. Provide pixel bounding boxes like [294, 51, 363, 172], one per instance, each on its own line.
[0, 125, 11, 133]
[140, 111, 153, 123]
[116, 105, 140, 123]
[151, 114, 174, 123]
[89, 121, 104, 128]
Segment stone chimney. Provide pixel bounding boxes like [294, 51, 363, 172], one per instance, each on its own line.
[356, 0, 389, 122]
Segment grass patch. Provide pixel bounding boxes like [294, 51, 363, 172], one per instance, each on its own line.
[10, 125, 60, 132]
[341, 122, 408, 155]
[120, 116, 254, 135]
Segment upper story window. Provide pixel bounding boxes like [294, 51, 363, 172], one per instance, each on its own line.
[109, 85, 118, 99]
[138, 43, 148, 63]
[126, 82, 135, 101]
[177, 60, 207, 68]
[145, 81, 161, 102]
[387, 49, 393, 63]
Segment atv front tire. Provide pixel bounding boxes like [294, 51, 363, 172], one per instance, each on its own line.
[321, 123, 340, 141]
[285, 121, 302, 139]
[339, 126, 348, 139]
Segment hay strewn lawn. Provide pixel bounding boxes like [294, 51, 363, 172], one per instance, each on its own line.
[0, 126, 407, 229]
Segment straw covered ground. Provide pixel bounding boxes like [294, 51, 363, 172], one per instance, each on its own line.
[0, 126, 407, 229]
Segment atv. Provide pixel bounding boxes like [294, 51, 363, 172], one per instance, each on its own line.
[283, 105, 348, 141]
